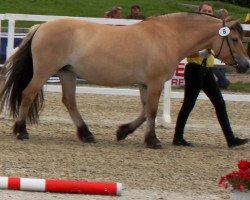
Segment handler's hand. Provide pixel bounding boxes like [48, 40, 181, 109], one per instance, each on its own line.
[198, 49, 211, 58]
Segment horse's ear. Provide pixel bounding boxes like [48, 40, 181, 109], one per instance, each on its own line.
[224, 16, 233, 22]
[225, 19, 239, 29]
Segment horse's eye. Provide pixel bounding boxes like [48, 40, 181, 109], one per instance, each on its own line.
[231, 38, 238, 42]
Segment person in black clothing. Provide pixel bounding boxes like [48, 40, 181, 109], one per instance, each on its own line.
[244, 10, 250, 57]
[126, 5, 146, 20]
[212, 67, 230, 89]
[172, 2, 249, 148]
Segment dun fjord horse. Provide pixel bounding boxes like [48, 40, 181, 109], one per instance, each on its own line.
[0, 13, 249, 149]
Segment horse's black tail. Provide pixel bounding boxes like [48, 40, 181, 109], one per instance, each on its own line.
[0, 24, 44, 123]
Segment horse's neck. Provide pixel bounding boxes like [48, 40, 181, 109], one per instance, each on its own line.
[178, 24, 217, 56]
[155, 13, 222, 60]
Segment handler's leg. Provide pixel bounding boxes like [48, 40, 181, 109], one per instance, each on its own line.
[203, 69, 249, 148]
[173, 64, 203, 146]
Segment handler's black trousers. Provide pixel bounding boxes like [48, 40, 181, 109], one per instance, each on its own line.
[174, 63, 235, 143]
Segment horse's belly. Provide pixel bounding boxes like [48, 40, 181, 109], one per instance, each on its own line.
[74, 67, 141, 87]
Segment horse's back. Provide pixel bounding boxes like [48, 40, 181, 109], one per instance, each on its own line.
[32, 18, 104, 47]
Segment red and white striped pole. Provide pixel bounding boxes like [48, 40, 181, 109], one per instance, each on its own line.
[0, 177, 122, 196]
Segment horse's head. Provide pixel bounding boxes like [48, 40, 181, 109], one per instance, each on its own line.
[212, 19, 249, 73]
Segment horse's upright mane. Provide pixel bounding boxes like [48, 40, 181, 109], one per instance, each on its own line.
[150, 12, 221, 22]
[148, 12, 243, 37]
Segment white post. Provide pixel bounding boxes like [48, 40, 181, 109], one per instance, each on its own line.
[0, 17, 1, 63]
[6, 19, 15, 59]
[162, 80, 172, 127]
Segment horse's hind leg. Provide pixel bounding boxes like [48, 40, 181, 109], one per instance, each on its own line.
[116, 85, 147, 141]
[14, 76, 46, 140]
[57, 70, 95, 143]
[14, 121, 29, 140]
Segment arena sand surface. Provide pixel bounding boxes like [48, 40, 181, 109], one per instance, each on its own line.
[0, 91, 249, 200]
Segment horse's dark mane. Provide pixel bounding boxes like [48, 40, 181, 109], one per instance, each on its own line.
[234, 22, 244, 37]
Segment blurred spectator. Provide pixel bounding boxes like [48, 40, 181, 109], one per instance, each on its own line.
[212, 8, 230, 89]
[126, 5, 146, 20]
[244, 11, 250, 57]
[245, 10, 250, 22]
[104, 6, 123, 19]
[217, 8, 229, 20]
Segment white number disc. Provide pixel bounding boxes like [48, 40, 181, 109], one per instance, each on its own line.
[219, 27, 230, 36]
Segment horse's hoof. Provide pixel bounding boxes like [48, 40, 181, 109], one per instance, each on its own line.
[116, 124, 133, 141]
[84, 135, 96, 143]
[146, 142, 163, 149]
[16, 133, 29, 140]
[116, 130, 127, 141]
[145, 137, 163, 149]
[77, 126, 96, 143]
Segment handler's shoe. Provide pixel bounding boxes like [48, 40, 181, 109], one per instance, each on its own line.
[172, 139, 194, 147]
[228, 137, 249, 148]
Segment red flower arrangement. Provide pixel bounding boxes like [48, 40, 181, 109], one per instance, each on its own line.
[219, 160, 250, 192]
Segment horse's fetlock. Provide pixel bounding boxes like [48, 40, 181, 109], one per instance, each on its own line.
[13, 121, 26, 134]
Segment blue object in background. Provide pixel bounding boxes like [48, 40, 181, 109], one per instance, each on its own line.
[0, 37, 23, 64]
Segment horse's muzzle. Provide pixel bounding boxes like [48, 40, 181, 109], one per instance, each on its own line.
[236, 64, 248, 73]
[234, 56, 249, 73]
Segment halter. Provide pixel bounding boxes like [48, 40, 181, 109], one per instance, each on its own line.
[214, 20, 239, 68]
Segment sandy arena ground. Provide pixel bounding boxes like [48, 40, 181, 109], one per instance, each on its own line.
[0, 89, 249, 200]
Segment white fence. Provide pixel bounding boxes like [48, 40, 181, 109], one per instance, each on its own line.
[0, 13, 250, 127]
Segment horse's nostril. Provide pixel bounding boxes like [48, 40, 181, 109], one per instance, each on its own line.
[247, 61, 250, 69]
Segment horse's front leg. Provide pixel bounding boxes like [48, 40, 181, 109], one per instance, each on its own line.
[58, 70, 95, 143]
[116, 85, 147, 141]
[144, 82, 163, 149]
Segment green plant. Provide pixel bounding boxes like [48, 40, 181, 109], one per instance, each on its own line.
[227, 82, 250, 93]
